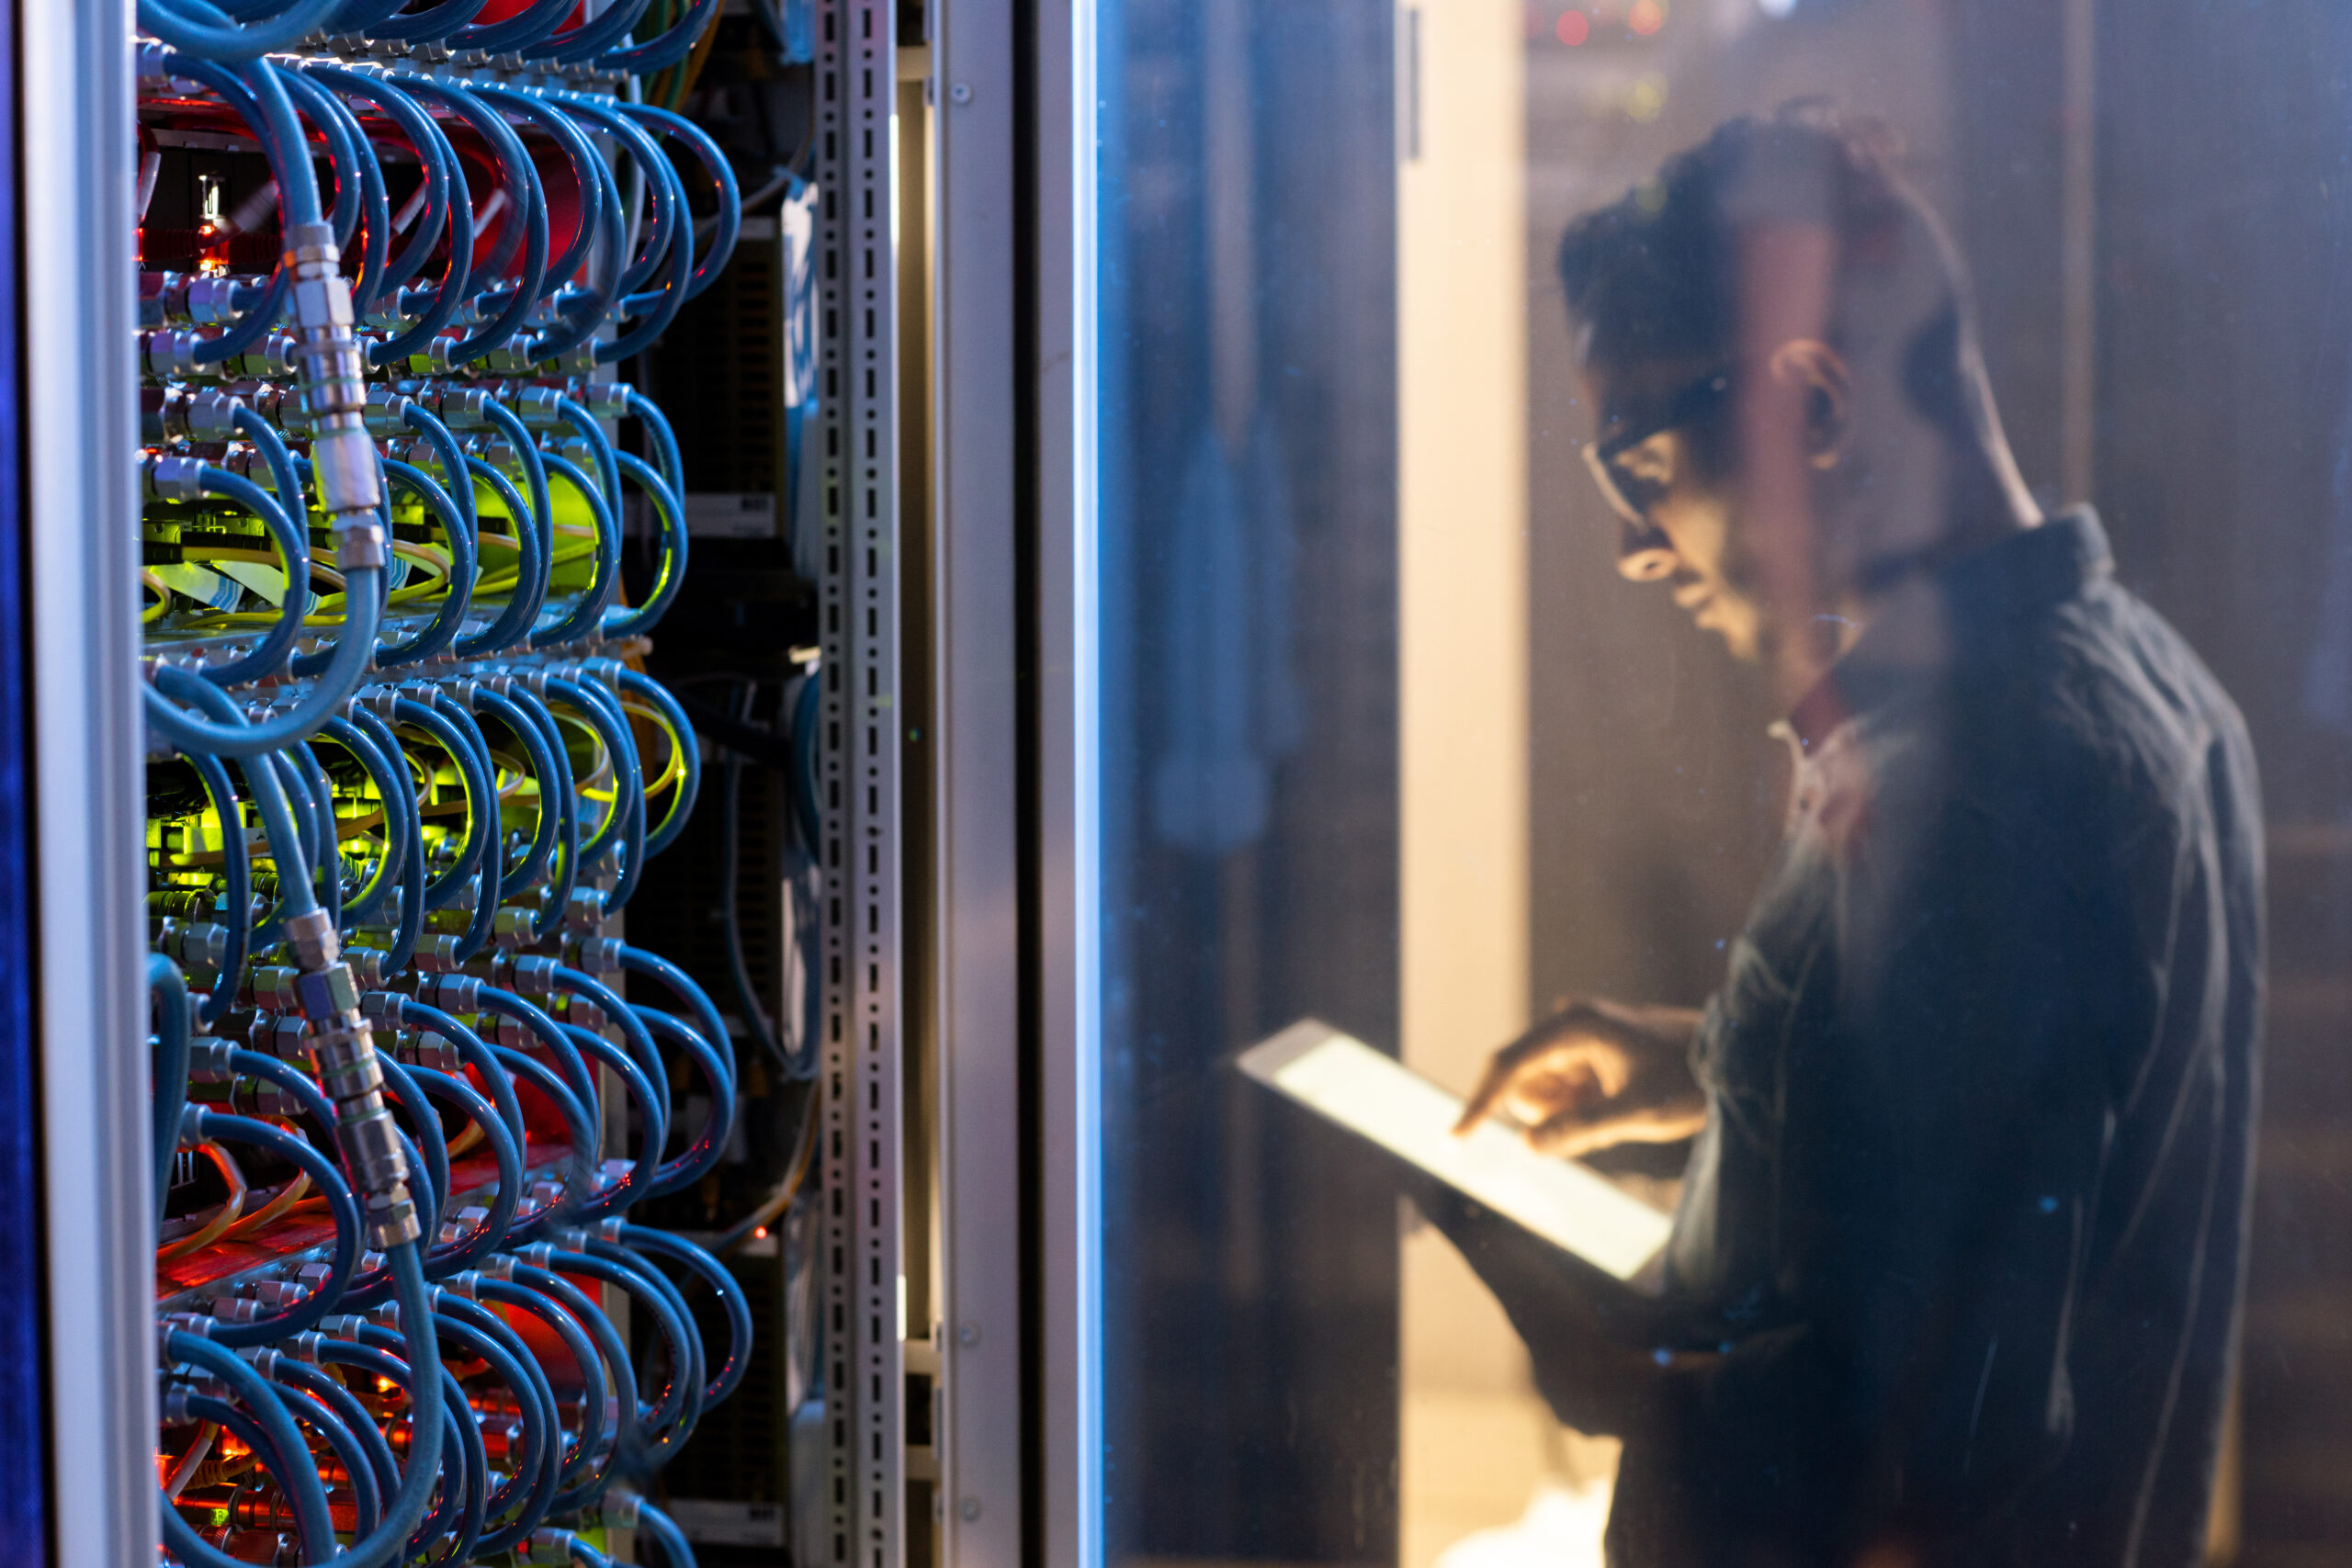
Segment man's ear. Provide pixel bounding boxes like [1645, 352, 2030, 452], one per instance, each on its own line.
[1768, 338, 1850, 468]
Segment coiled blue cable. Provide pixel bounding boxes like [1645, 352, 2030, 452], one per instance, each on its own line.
[618, 671, 702, 858]
[179, 749, 252, 1026]
[319, 716, 405, 929]
[473, 1272, 606, 1489]
[458, 453, 548, 655]
[634, 1003, 734, 1196]
[473, 686, 564, 900]
[558, 1022, 664, 1217]
[635, 1498, 703, 1568]
[389, 694, 492, 912]
[597, 0, 720, 73]
[160, 1329, 335, 1566]
[264, 1376, 384, 1538]
[374, 457, 475, 669]
[532, 451, 622, 648]
[391, 74, 548, 363]
[603, 448, 689, 638]
[485, 1042, 599, 1238]
[620, 1224, 754, 1407]
[181, 465, 308, 689]
[145, 568, 383, 759]
[147, 954, 190, 1218]
[139, 0, 345, 61]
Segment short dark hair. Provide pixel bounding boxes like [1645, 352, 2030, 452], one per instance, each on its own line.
[1557, 104, 1976, 432]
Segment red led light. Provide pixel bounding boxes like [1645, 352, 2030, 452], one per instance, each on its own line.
[1557, 9, 1590, 44]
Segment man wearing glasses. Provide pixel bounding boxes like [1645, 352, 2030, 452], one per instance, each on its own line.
[1440, 107, 2263, 1567]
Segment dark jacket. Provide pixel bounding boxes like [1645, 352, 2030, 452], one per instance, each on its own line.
[1444, 511, 2264, 1568]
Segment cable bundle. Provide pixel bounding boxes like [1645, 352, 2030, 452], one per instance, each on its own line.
[135, 4, 777, 1563]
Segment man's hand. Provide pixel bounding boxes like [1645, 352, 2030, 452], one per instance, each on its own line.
[1453, 997, 1708, 1157]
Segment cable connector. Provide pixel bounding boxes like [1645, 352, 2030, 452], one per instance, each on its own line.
[282, 220, 381, 521]
[141, 453, 205, 503]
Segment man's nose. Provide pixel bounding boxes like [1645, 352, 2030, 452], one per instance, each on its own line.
[1616, 517, 1679, 581]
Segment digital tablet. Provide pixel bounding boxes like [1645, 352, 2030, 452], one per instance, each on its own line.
[1237, 1018, 1674, 1289]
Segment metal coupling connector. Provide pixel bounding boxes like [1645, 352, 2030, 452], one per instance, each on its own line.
[141, 453, 205, 503]
[363, 1185, 423, 1249]
[282, 908, 342, 973]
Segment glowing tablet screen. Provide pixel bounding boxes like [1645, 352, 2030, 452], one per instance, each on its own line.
[1238, 1019, 1675, 1284]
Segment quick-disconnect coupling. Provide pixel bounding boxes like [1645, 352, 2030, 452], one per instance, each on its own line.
[282, 220, 381, 524]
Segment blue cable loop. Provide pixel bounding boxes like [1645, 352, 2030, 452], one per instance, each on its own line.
[634, 1003, 734, 1196]
[388, 694, 492, 910]
[473, 686, 564, 899]
[626, 387, 687, 502]
[179, 749, 252, 1026]
[547, 676, 639, 872]
[619, 1224, 755, 1407]
[154, 671, 318, 922]
[616, 943, 732, 1095]
[194, 1093, 360, 1347]
[634, 1499, 704, 1568]
[176, 1394, 338, 1556]
[511, 1258, 637, 1507]
[428, 1296, 559, 1551]
[151, 57, 289, 367]
[484, 1041, 600, 1239]
[305, 1335, 471, 1556]
[373, 1052, 449, 1242]
[553, 673, 646, 907]
[318, 716, 404, 929]
[161, 1329, 336, 1564]
[602, 447, 689, 638]
[146, 955, 190, 1218]
[537, 0, 655, 64]
[531, 451, 621, 648]
[545, 1245, 703, 1462]
[365, 0, 492, 43]
[178, 465, 309, 689]
[390, 74, 548, 362]
[303, 67, 446, 302]
[264, 1377, 384, 1538]
[618, 103, 741, 301]
[139, 0, 345, 61]
[347, 704, 427, 968]
[559, 96, 683, 303]
[557, 1024, 661, 1219]
[279, 68, 375, 283]
[284, 738, 345, 933]
[599, 145, 695, 364]
[475, 985, 600, 1124]
[396, 998, 526, 1149]
[374, 457, 475, 669]
[596, 0, 720, 73]
[426, 688, 504, 963]
[474, 1273, 606, 1488]
[505, 684, 579, 940]
[349, 1324, 490, 1562]
[481, 397, 554, 597]
[457, 453, 548, 655]
[270, 1355, 400, 1502]
[145, 568, 384, 758]
[554, 396, 623, 520]
[454, 0, 572, 52]
[618, 670, 702, 858]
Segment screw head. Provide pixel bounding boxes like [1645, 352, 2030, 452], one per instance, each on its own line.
[959, 1496, 982, 1522]
[956, 1322, 980, 1347]
[949, 82, 974, 105]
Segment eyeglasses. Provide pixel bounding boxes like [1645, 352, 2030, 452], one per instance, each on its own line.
[1580, 368, 1733, 524]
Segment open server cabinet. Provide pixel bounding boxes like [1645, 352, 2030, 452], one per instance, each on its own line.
[6, 0, 1055, 1563]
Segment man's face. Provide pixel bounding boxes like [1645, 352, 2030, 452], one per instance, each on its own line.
[1582, 355, 1770, 662]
